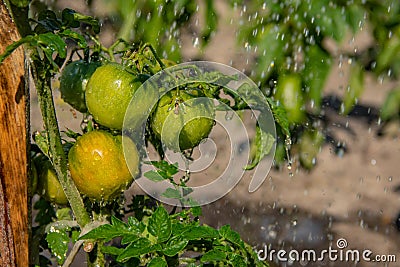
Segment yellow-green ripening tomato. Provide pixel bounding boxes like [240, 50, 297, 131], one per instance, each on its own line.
[68, 130, 139, 201]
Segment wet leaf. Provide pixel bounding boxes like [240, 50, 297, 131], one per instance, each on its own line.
[245, 125, 275, 170]
[148, 257, 167, 267]
[346, 4, 366, 33]
[148, 206, 171, 242]
[254, 24, 287, 81]
[62, 8, 100, 33]
[219, 225, 245, 249]
[100, 246, 124, 256]
[79, 216, 141, 242]
[46, 231, 69, 265]
[163, 236, 188, 256]
[117, 238, 160, 262]
[182, 225, 219, 240]
[201, 249, 227, 263]
[59, 29, 87, 48]
[144, 170, 166, 182]
[34, 131, 49, 156]
[161, 188, 182, 199]
[228, 253, 247, 267]
[202, 0, 218, 46]
[303, 45, 332, 111]
[267, 98, 290, 137]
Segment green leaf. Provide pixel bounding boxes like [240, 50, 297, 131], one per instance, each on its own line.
[381, 87, 400, 120]
[245, 125, 275, 170]
[190, 206, 202, 217]
[163, 236, 188, 257]
[145, 160, 179, 179]
[346, 4, 366, 33]
[101, 246, 124, 256]
[148, 206, 171, 242]
[117, 238, 160, 262]
[79, 216, 141, 243]
[34, 197, 56, 225]
[303, 45, 332, 111]
[305, 0, 347, 42]
[35, 10, 62, 33]
[56, 208, 72, 220]
[182, 225, 219, 240]
[201, 249, 227, 263]
[144, 170, 166, 182]
[236, 83, 266, 109]
[148, 257, 168, 267]
[228, 253, 247, 267]
[161, 188, 182, 199]
[254, 24, 287, 81]
[34, 131, 49, 156]
[37, 33, 67, 58]
[62, 8, 100, 33]
[46, 230, 69, 265]
[342, 62, 364, 115]
[0, 36, 32, 65]
[59, 29, 87, 48]
[10, 0, 29, 7]
[219, 225, 245, 249]
[266, 98, 290, 137]
[202, 0, 218, 46]
[71, 230, 80, 243]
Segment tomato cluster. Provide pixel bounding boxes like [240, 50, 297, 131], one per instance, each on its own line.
[36, 48, 216, 204]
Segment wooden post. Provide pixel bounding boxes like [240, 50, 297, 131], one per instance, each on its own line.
[0, 1, 29, 266]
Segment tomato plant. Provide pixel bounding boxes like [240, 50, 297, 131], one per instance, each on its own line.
[0, 2, 279, 266]
[3, 0, 398, 266]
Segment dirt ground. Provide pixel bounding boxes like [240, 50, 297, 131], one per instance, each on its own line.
[30, 1, 400, 266]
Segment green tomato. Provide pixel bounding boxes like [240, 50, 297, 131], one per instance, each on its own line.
[275, 74, 306, 124]
[68, 130, 139, 201]
[150, 89, 215, 152]
[30, 160, 38, 195]
[37, 160, 68, 205]
[298, 129, 325, 170]
[60, 60, 101, 113]
[85, 63, 143, 129]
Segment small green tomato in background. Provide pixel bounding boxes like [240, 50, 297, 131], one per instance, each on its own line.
[85, 63, 143, 129]
[37, 160, 68, 205]
[298, 129, 325, 170]
[68, 130, 139, 201]
[275, 74, 306, 124]
[151, 89, 215, 152]
[60, 60, 101, 113]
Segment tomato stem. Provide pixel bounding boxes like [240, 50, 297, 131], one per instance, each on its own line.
[141, 43, 165, 70]
[31, 60, 91, 228]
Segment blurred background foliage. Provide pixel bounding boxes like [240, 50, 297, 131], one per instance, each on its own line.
[31, 0, 400, 170]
